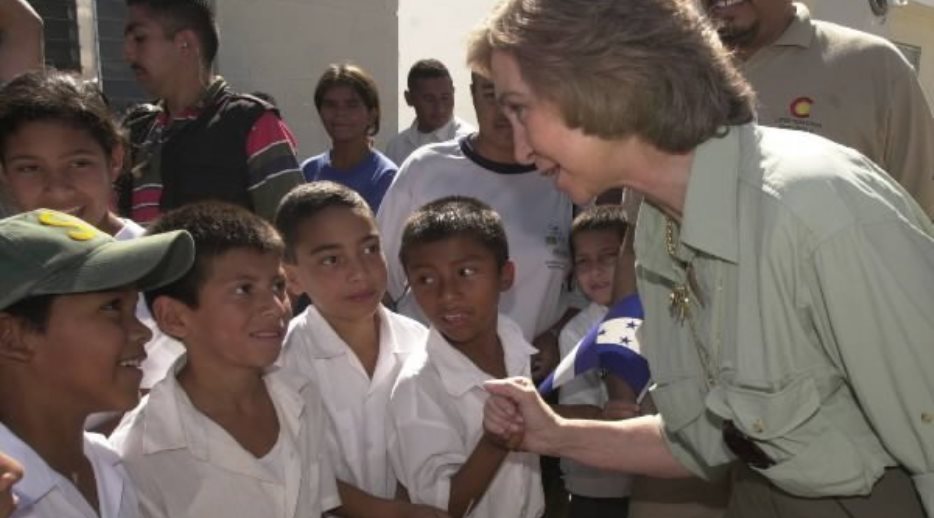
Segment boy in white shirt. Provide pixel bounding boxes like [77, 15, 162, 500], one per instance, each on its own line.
[388, 196, 544, 518]
[557, 205, 634, 517]
[110, 202, 340, 518]
[0, 209, 195, 518]
[274, 182, 447, 518]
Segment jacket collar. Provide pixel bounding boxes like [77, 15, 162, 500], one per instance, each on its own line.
[428, 315, 537, 398]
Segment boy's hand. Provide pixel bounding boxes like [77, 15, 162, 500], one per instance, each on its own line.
[483, 377, 563, 455]
[530, 332, 559, 384]
[602, 400, 641, 420]
[0, 451, 23, 518]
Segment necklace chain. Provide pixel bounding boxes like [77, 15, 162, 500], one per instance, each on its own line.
[665, 218, 718, 388]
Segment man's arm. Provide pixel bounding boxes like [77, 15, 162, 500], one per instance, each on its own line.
[484, 377, 692, 478]
[0, 0, 43, 83]
[245, 111, 304, 221]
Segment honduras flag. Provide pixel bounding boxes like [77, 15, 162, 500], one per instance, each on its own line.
[538, 293, 651, 401]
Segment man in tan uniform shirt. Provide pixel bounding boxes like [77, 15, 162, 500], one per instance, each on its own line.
[706, 0, 934, 218]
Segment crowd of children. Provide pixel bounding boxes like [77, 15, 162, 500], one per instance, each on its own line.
[0, 62, 639, 518]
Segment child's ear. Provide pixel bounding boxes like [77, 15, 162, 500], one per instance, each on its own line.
[282, 263, 306, 299]
[151, 297, 191, 340]
[499, 260, 516, 292]
[0, 314, 36, 364]
[403, 90, 414, 107]
[108, 143, 126, 182]
[175, 29, 197, 54]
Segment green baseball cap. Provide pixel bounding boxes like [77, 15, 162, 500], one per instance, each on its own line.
[0, 209, 195, 311]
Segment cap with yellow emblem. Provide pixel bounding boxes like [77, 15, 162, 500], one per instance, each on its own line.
[0, 209, 195, 311]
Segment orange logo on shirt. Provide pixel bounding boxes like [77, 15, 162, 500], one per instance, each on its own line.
[789, 97, 814, 119]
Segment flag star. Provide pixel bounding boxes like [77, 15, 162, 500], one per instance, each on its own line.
[627, 321, 638, 329]
[621, 337, 631, 345]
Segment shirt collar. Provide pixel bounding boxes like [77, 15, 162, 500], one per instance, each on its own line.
[679, 125, 743, 263]
[154, 77, 228, 125]
[289, 305, 417, 360]
[0, 423, 56, 508]
[769, 3, 815, 49]
[635, 124, 748, 279]
[0, 424, 120, 511]
[141, 354, 309, 482]
[428, 315, 537, 397]
[406, 116, 457, 143]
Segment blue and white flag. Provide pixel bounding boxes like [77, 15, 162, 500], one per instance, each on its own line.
[538, 294, 651, 401]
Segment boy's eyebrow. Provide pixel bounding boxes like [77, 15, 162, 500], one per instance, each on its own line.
[306, 233, 379, 255]
[405, 253, 489, 270]
[496, 91, 520, 106]
[308, 243, 341, 255]
[124, 22, 142, 35]
[6, 148, 99, 161]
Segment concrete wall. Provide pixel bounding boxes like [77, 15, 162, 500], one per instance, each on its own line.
[889, 2, 934, 103]
[397, 0, 500, 131]
[214, 0, 399, 161]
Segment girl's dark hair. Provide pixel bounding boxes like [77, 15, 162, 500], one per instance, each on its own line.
[313, 63, 382, 137]
[0, 70, 124, 161]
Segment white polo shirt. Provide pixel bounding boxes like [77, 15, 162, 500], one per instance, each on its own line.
[110, 357, 340, 518]
[377, 137, 574, 340]
[388, 316, 545, 518]
[278, 305, 427, 499]
[384, 117, 474, 167]
[1, 424, 140, 518]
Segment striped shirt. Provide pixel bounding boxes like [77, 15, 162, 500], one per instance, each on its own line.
[128, 79, 302, 223]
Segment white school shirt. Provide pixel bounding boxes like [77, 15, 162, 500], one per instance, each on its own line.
[557, 302, 632, 499]
[110, 356, 340, 518]
[1, 424, 140, 518]
[388, 316, 545, 518]
[278, 305, 427, 499]
[377, 137, 574, 340]
[384, 116, 474, 167]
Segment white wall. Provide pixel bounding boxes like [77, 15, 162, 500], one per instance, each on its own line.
[214, 0, 399, 161]
[397, 0, 500, 131]
[800, 0, 889, 35]
[889, 2, 934, 102]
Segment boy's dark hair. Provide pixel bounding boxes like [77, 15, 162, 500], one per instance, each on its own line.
[314, 63, 382, 137]
[406, 59, 452, 92]
[274, 181, 372, 263]
[144, 202, 283, 309]
[570, 205, 628, 259]
[400, 196, 508, 269]
[127, 0, 219, 67]
[2, 294, 56, 334]
[0, 70, 124, 162]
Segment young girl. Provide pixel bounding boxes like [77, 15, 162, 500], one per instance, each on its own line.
[275, 182, 446, 518]
[0, 70, 141, 239]
[0, 69, 183, 401]
[302, 64, 397, 212]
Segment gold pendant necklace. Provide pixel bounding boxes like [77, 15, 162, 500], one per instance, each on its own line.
[665, 218, 718, 388]
[666, 218, 693, 322]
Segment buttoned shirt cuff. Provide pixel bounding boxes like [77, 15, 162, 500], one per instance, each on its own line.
[912, 472, 933, 517]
